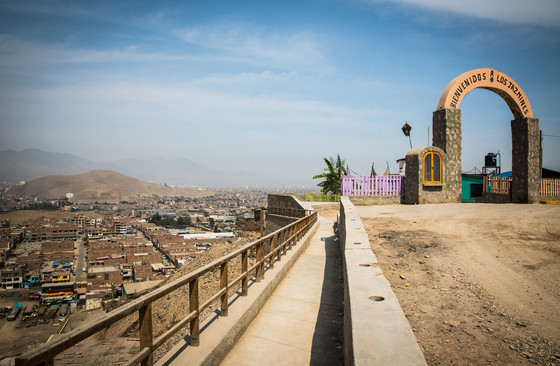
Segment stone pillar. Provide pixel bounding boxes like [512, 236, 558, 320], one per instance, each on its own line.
[432, 109, 462, 202]
[511, 117, 540, 203]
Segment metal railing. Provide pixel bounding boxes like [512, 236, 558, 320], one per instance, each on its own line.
[15, 212, 318, 366]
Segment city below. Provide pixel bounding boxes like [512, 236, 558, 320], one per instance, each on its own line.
[0, 179, 308, 360]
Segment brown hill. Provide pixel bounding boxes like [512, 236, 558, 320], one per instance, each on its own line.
[5, 170, 214, 202]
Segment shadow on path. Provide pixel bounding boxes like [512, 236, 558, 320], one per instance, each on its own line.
[310, 228, 344, 366]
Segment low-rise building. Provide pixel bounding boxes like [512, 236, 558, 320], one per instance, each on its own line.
[0, 264, 25, 289]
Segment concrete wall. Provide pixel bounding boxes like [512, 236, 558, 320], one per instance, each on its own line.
[540, 195, 560, 201]
[267, 194, 306, 213]
[264, 195, 306, 236]
[349, 195, 401, 206]
[482, 192, 512, 203]
[339, 197, 426, 366]
[264, 215, 298, 236]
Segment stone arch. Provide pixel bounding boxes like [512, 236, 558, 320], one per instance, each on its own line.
[431, 68, 540, 203]
[437, 67, 533, 120]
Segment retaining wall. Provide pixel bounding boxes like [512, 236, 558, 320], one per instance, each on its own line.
[339, 197, 427, 366]
[265, 194, 310, 235]
[349, 195, 401, 206]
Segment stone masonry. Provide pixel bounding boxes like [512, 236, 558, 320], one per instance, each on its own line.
[432, 109, 462, 203]
[511, 117, 541, 203]
[404, 146, 451, 204]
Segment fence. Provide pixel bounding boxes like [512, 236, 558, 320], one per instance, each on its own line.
[541, 178, 560, 196]
[15, 212, 318, 366]
[341, 175, 403, 196]
[484, 176, 512, 194]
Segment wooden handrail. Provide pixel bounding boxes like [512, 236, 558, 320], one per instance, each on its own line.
[15, 212, 317, 366]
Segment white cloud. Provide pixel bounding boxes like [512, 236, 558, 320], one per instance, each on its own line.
[176, 24, 328, 71]
[189, 71, 298, 87]
[365, 0, 560, 27]
[0, 35, 193, 67]
[0, 79, 389, 151]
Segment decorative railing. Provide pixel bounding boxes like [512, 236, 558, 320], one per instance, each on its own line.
[15, 212, 318, 366]
[341, 175, 403, 196]
[484, 176, 512, 194]
[541, 178, 560, 197]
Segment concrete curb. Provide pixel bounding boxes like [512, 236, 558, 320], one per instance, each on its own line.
[339, 197, 427, 366]
[156, 220, 319, 366]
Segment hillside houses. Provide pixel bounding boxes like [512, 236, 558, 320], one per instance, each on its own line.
[0, 188, 266, 310]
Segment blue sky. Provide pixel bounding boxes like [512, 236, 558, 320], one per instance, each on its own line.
[1, 0, 559, 186]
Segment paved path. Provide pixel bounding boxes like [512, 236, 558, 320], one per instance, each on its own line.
[220, 215, 344, 366]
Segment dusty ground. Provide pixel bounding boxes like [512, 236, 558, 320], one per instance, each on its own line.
[357, 203, 560, 366]
[0, 299, 56, 360]
[0, 210, 102, 226]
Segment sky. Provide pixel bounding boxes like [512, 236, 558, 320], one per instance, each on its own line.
[1, 0, 559, 187]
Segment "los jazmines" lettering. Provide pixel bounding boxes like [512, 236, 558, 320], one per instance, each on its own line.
[449, 70, 529, 116]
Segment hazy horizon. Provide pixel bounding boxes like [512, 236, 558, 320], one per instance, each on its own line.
[1, 1, 559, 186]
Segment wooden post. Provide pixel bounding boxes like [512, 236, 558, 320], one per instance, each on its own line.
[139, 303, 153, 366]
[288, 226, 294, 250]
[260, 241, 265, 280]
[277, 231, 284, 260]
[241, 250, 248, 296]
[256, 242, 263, 282]
[189, 278, 200, 346]
[220, 262, 228, 316]
[279, 229, 287, 258]
[269, 235, 275, 268]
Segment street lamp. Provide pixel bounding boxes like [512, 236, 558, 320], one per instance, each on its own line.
[402, 122, 413, 149]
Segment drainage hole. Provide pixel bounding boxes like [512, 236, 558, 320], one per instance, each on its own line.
[353, 242, 361, 245]
[359, 263, 370, 267]
[369, 296, 385, 302]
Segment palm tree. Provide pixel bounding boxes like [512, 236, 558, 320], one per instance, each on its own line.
[312, 154, 348, 195]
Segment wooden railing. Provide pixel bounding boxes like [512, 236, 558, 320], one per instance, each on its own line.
[341, 175, 403, 196]
[484, 176, 512, 194]
[541, 178, 560, 197]
[15, 212, 318, 366]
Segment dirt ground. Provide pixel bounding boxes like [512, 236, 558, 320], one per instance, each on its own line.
[354, 203, 560, 366]
[0, 210, 103, 226]
[0, 298, 56, 360]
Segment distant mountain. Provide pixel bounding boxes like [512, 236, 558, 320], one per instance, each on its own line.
[0, 149, 280, 187]
[4, 170, 214, 202]
[0, 149, 96, 183]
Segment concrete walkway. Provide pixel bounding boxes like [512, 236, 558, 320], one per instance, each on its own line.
[220, 215, 344, 366]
